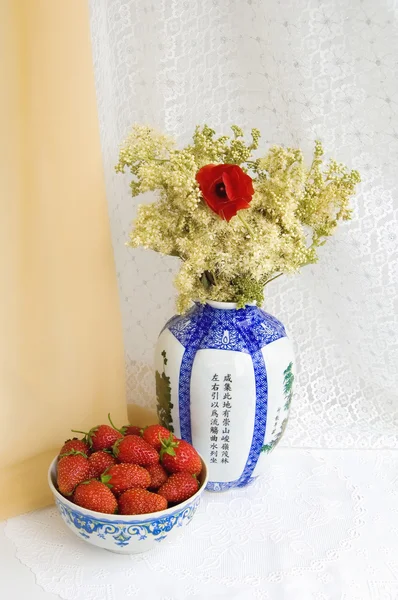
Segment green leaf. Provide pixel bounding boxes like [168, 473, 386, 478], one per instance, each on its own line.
[156, 351, 174, 431]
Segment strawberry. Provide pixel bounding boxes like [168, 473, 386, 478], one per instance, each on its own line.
[88, 451, 116, 478]
[101, 463, 151, 495]
[72, 420, 123, 452]
[142, 424, 175, 451]
[123, 425, 142, 436]
[86, 424, 123, 451]
[118, 488, 167, 515]
[73, 480, 117, 514]
[57, 452, 90, 496]
[160, 438, 202, 476]
[113, 435, 159, 467]
[158, 472, 199, 503]
[59, 438, 89, 457]
[147, 463, 168, 490]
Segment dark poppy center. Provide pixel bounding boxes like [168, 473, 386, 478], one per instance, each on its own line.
[214, 181, 227, 198]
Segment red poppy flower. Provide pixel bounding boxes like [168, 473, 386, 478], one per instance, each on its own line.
[196, 164, 254, 222]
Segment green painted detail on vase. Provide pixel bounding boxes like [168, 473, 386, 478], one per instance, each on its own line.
[260, 417, 289, 453]
[260, 361, 294, 453]
[283, 361, 294, 411]
[156, 350, 174, 432]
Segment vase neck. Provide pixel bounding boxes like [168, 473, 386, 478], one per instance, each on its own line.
[206, 300, 257, 310]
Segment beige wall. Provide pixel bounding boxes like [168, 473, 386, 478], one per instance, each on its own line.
[0, 0, 127, 519]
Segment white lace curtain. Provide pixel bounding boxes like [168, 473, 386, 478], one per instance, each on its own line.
[90, 0, 398, 449]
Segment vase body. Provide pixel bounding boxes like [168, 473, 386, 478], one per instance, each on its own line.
[155, 301, 294, 491]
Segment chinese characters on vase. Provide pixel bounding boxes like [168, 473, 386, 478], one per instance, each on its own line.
[210, 374, 233, 466]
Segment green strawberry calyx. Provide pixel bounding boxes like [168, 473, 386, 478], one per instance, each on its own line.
[59, 450, 88, 459]
[100, 473, 113, 488]
[112, 436, 123, 457]
[159, 433, 179, 460]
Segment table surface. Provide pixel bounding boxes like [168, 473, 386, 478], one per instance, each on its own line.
[3, 447, 398, 600]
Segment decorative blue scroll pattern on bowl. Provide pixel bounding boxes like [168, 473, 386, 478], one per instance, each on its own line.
[55, 496, 200, 547]
[165, 303, 288, 491]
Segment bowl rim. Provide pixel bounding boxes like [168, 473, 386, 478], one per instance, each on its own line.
[48, 454, 209, 522]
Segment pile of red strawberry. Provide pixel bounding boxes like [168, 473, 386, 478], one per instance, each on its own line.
[56, 416, 202, 515]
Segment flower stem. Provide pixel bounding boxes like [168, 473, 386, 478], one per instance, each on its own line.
[264, 273, 283, 285]
[237, 213, 256, 239]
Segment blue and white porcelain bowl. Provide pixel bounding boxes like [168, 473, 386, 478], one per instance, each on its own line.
[48, 456, 208, 554]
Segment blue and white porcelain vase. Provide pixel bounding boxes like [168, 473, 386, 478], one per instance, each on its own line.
[155, 301, 295, 491]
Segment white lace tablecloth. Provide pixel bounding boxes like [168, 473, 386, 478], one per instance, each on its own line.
[3, 447, 398, 600]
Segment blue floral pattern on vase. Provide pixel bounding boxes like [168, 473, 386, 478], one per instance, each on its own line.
[168, 304, 286, 353]
[161, 303, 290, 491]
